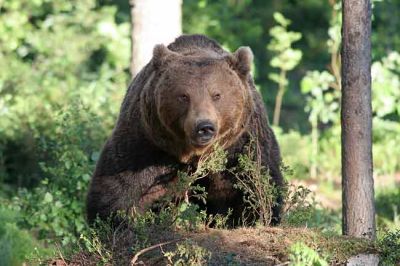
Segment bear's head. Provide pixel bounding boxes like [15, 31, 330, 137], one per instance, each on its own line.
[140, 44, 255, 163]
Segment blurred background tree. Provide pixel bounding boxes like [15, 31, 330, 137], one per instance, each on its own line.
[130, 0, 181, 75]
[267, 12, 302, 126]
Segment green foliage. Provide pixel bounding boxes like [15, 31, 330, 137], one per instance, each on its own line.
[127, 209, 172, 252]
[282, 185, 314, 226]
[79, 220, 113, 264]
[268, 12, 302, 73]
[274, 128, 312, 179]
[296, 3, 400, 182]
[283, 201, 341, 234]
[373, 119, 400, 176]
[370, 52, 400, 176]
[372, 52, 400, 118]
[174, 145, 228, 205]
[301, 71, 339, 125]
[0, 0, 130, 256]
[268, 12, 302, 125]
[373, 1, 400, 60]
[301, 70, 338, 180]
[232, 143, 279, 226]
[288, 242, 328, 266]
[377, 230, 400, 265]
[0, 0, 129, 187]
[0, 206, 54, 266]
[175, 203, 207, 231]
[164, 240, 211, 266]
[9, 103, 105, 245]
[376, 188, 400, 231]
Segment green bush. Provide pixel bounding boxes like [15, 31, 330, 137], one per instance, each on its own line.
[164, 240, 211, 266]
[0, 0, 129, 188]
[378, 230, 400, 265]
[373, 119, 400, 177]
[10, 103, 105, 245]
[274, 128, 312, 179]
[376, 188, 400, 232]
[0, 206, 54, 265]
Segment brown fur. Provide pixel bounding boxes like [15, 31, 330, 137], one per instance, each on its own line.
[86, 34, 284, 225]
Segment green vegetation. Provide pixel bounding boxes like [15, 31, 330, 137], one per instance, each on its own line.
[163, 240, 211, 266]
[288, 242, 328, 266]
[0, 207, 54, 266]
[232, 142, 280, 226]
[1, 0, 399, 264]
[268, 12, 302, 126]
[377, 230, 400, 265]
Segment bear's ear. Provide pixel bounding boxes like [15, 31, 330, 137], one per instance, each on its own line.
[229, 46, 254, 77]
[152, 44, 178, 69]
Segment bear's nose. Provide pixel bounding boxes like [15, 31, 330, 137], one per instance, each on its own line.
[194, 120, 216, 144]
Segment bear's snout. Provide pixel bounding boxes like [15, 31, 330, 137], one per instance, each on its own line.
[192, 120, 217, 146]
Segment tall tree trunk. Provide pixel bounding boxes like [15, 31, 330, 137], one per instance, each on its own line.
[130, 0, 182, 77]
[341, 0, 375, 240]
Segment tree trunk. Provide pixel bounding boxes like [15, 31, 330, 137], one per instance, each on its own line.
[341, 0, 375, 239]
[130, 0, 182, 77]
[272, 70, 286, 126]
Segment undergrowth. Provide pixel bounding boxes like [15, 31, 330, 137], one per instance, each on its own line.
[377, 230, 400, 265]
[68, 141, 378, 265]
[288, 242, 328, 266]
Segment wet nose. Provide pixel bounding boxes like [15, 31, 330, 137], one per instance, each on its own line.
[194, 120, 216, 143]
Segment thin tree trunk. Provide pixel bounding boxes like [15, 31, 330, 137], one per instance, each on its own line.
[273, 70, 286, 126]
[130, 0, 182, 77]
[310, 117, 318, 180]
[341, 0, 375, 240]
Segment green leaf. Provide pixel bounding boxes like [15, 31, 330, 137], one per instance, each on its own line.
[273, 12, 291, 27]
[43, 192, 53, 203]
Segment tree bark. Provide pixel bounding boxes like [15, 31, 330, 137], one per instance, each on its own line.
[341, 0, 375, 239]
[130, 0, 182, 77]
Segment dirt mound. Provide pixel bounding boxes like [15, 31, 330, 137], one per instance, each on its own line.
[48, 227, 376, 265]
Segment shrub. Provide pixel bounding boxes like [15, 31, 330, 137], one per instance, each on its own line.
[376, 188, 400, 231]
[10, 102, 105, 245]
[0, 205, 54, 265]
[274, 128, 312, 180]
[231, 141, 280, 226]
[378, 230, 400, 265]
[163, 240, 211, 266]
[0, 0, 129, 188]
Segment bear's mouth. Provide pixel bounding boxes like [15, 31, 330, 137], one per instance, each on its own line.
[191, 137, 214, 148]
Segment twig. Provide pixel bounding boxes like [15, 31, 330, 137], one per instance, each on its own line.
[55, 243, 67, 265]
[130, 239, 183, 265]
[264, 255, 282, 264]
[275, 262, 290, 266]
[112, 218, 127, 250]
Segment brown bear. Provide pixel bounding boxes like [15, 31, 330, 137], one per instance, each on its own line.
[86, 34, 284, 225]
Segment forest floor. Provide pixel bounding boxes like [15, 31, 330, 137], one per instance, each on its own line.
[49, 226, 376, 265]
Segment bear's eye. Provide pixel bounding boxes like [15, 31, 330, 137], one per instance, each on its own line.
[178, 94, 190, 103]
[212, 93, 221, 101]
